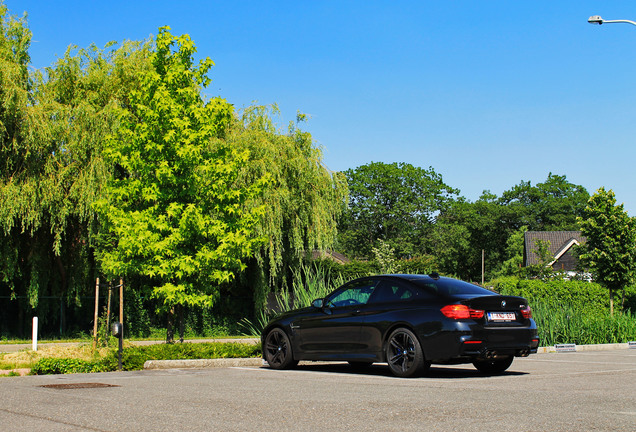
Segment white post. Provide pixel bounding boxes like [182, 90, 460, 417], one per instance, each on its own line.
[32, 317, 38, 351]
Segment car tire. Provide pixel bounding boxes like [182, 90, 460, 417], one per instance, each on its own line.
[264, 328, 298, 370]
[472, 356, 514, 375]
[385, 328, 429, 378]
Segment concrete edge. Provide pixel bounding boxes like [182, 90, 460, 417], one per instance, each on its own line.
[143, 343, 636, 370]
[536, 342, 633, 353]
[144, 357, 264, 370]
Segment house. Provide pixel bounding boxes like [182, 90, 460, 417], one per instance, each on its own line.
[523, 231, 586, 272]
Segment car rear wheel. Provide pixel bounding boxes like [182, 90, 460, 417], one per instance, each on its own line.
[472, 356, 514, 374]
[264, 328, 298, 370]
[385, 328, 429, 378]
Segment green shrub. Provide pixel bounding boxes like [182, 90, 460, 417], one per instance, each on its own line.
[31, 358, 106, 375]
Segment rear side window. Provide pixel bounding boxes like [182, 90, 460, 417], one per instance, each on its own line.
[369, 280, 432, 303]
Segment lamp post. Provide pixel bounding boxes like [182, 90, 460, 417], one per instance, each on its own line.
[588, 15, 636, 27]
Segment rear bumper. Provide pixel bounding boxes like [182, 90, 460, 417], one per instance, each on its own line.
[420, 321, 539, 363]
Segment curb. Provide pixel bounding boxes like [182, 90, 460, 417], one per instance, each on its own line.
[536, 342, 634, 353]
[144, 357, 263, 370]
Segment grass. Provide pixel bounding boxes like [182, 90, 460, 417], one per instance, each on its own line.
[0, 344, 111, 370]
[531, 300, 636, 346]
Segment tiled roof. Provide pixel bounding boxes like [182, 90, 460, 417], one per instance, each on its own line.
[524, 231, 586, 266]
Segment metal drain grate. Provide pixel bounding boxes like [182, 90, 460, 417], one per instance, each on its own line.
[40, 383, 120, 389]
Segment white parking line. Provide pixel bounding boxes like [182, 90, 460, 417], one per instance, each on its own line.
[524, 358, 636, 366]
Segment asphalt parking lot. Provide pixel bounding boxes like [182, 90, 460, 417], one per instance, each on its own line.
[1, 349, 635, 431]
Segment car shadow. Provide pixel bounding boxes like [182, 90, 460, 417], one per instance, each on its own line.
[268, 362, 528, 379]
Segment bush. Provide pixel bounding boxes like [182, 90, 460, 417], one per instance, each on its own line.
[31, 358, 106, 375]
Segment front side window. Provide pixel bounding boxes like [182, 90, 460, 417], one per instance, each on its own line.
[326, 279, 377, 308]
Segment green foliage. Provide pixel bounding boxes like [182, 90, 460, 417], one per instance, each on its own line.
[492, 278, 610, 312]
[490, 277, 636, 345]
[30, 342, 261, 374]
[524, 239, 555, 279]
[496, 226, 528, 277]
[433, 174, 589, 281]
[339, 162, 458, 259]
[499, 173, 589, 231]
[31, 357, 107, 375]
[97, 28, 266, 323]
[396, 255, 437, 275]
[532, 301, 636, 346]
[310, 258, 377, 280]
[227, 105, 347, 307]
[372, 239, 398, 274]
[240, 263, 347, 336]
[577, 188, 636, 311]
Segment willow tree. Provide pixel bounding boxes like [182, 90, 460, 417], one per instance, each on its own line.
[0, 1, 155, 335]
[226, 106, 348, 310]
[0, 5, 34, 305]
[97, 28, 267, 341]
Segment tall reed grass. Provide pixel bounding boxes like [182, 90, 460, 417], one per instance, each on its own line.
[531, 300, 636, 346]
[239, 263, 349, 336]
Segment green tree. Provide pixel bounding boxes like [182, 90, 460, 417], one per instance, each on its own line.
[339, 162, 458, 259]
[577, 188, 636, 314]
[226, 105, 348, 310]
[500, 173, 589, 231]
[496, 226, 528, 277]
[97, 27, 266, 341]
[432, 174, 589, 281]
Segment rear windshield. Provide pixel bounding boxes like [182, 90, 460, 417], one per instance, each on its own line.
[412, 278, 495, 298]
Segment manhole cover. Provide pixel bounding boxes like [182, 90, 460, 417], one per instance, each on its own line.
[40, 383, 120, 389]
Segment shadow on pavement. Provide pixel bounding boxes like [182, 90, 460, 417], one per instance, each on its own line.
[262, 362, 528, 379]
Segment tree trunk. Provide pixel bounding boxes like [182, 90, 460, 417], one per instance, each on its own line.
[166, 307, 175, 343]
[609, 288, 614, 316]
[178, 304, 185, 343]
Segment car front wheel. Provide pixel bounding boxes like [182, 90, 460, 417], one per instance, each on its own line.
[264, 328, 298, 370]
[385, 328, 429, 378]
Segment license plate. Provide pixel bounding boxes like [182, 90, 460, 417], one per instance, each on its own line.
[487, 312, 516, 322]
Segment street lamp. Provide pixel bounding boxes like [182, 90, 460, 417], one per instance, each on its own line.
[588, 15, 636, 26]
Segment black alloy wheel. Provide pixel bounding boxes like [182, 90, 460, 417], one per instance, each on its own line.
[264, 328, 298, 370]
[472, 356, 514, 374]
[385, 328, 429, 378]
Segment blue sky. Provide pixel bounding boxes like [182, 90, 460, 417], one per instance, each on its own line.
[8, 1, 636, 214]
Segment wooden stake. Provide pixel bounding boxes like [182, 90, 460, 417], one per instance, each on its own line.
[105, 281, 112, 342]
[119, 278, 124, 333]
[93, 278, 99, 349]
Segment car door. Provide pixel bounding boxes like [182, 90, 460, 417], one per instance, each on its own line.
[295, 278, 378, 358]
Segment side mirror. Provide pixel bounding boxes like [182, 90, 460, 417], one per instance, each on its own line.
[311, 298, 324, 308]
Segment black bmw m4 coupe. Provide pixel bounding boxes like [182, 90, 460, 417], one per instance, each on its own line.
[262, 274, 539, 377]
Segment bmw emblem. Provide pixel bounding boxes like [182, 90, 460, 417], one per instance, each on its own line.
[501, 300, 507, 308]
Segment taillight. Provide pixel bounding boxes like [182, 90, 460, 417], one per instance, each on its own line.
[521, 305, 532, 319]
[441, 304, 485, 320]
